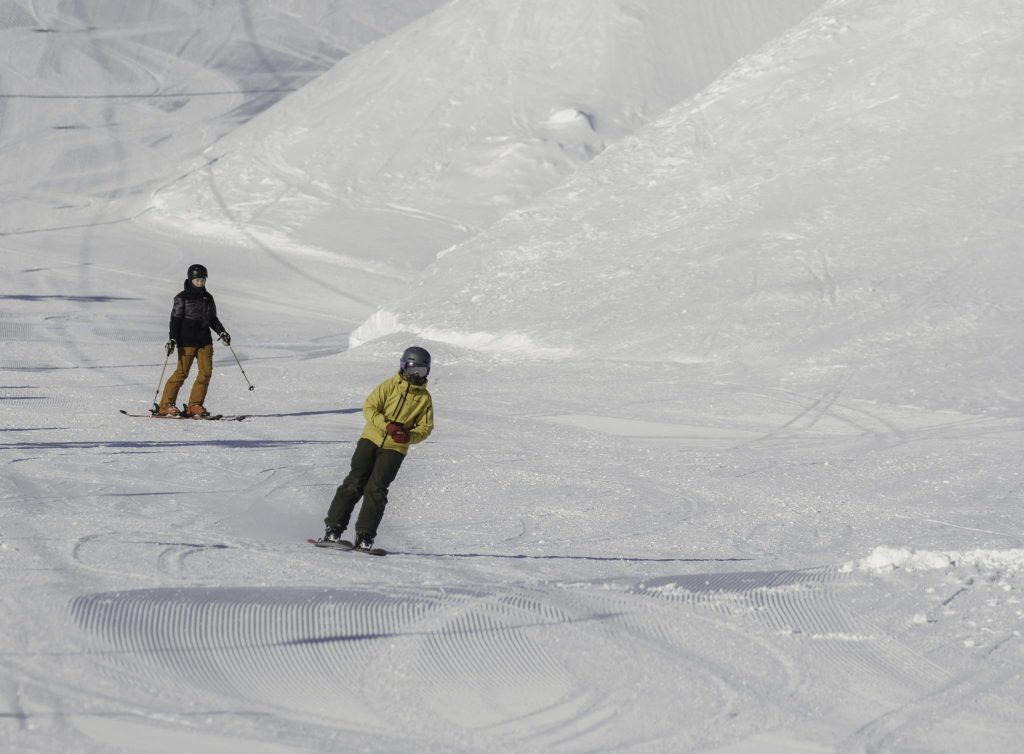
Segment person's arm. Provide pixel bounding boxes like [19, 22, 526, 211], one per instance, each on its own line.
[407, 400, 433, 444]
[362, 379, 392, 435]
[168, 294, 184, 343]
[208, 295, 227, 341]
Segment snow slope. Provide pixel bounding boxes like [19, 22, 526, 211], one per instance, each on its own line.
[356, 0, 1024, 414]
[2, 1, 1024, 753]
[149, 0, 823, 271]
[0, 0, 446, 235]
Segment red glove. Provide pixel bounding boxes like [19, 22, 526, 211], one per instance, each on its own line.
[386, 422, 410, 443]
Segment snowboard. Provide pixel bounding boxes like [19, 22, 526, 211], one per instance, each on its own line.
[307, 537, 387, 556]
[120, 409, 247, 421]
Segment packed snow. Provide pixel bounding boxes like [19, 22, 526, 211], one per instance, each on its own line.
[2, 1, 1023, 753]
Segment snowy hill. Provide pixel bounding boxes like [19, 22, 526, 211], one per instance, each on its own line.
[2, 1, 1024, 753]
[0, 0, 446, 235]
[149, 0, 822, 270]
[353, 0, 1024, 414]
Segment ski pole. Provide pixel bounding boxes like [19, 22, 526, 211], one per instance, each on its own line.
[223, 340, 255, 391]
[151, 345, 173, 412]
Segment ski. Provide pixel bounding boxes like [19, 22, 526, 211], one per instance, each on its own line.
[307, 537, 387, 556]
[119, 409, 240, 421]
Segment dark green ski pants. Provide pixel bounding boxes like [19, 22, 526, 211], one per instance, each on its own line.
[325, 438, 405, 540]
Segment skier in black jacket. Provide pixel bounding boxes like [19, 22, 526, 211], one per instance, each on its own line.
[157, 264, 230, 417]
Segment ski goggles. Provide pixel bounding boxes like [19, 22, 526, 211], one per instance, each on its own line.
[401, 361, 429, 378]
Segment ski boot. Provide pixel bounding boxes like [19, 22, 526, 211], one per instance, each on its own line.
[321, 526, 344, 543]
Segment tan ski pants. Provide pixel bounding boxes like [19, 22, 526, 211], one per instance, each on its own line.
[159, 344, 213, 409]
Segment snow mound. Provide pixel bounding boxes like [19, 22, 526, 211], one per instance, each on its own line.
[349, 309, 574, 358]
[843, 546, 1024, 575]
[149, 0, 823, 267]
[375, 0, 1024, 412]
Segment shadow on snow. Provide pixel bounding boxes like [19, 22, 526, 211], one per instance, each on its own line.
[389, 550, 754, 563]
[2, 439, 346, 450]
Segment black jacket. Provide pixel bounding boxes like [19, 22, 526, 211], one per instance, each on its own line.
[169, 280, 225, 347]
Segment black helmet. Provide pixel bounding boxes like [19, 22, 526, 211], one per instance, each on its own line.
[187, 263, 208, 280]
[400, 346, 431, 384]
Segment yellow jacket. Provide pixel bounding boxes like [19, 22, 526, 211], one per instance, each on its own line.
[360, 373, 434, 455]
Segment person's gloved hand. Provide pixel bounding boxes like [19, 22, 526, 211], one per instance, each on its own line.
[218, 331, 231, 346]
[165, 339, 176, 356]
[387, 422, 410, 443]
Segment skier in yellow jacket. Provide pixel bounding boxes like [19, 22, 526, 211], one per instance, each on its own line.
[321, 346, 434, 550]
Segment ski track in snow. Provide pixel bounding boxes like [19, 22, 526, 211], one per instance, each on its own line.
[61, 565, 952, 752]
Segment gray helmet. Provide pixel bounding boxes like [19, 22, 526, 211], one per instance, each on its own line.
[400, 346, 431, 384]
